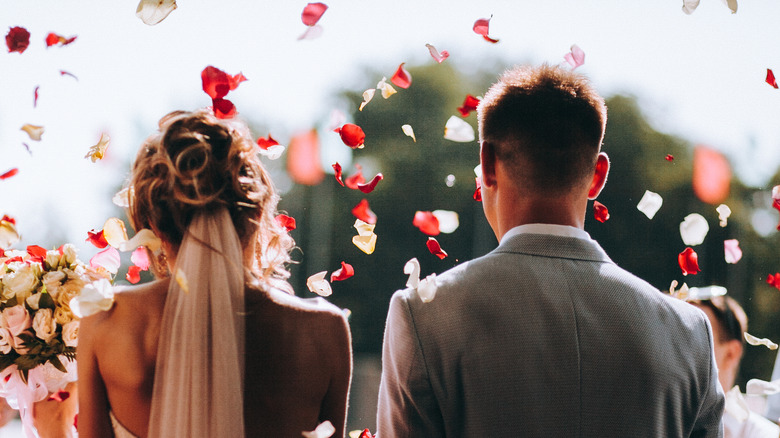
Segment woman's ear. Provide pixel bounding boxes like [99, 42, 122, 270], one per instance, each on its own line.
[480, 141, 498, 188]
[587, 152, 610, 200]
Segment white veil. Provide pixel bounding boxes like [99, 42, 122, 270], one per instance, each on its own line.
[147, 207, 245, 437]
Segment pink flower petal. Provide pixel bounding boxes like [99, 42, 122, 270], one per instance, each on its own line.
[425, 44, 449, 63]
[330, 261, 354, 282]
[426, 237, 448, 260]
[90, 247, 121, 274]
[413, 211, 440, 236]
[352, 199, 377, 224]
[297, 24, 324, 41]
[767, 69, 778, 89]
[357, 173, 383, 194]
[472, 17, 499, 43]
[593, 201, 610, 223]
[563, 44, 585, 69]
[131, 247, 150, 270]
[678, 247, 701, 276]
[301, 2, 328, 26]
[126, 265, 142, 284]
[391, 63, 412, 89]
[724, 239, 742, 264]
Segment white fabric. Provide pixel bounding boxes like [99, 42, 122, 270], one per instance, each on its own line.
[724, 388, 780, 438]
[147, 208, 245, 437]
[500, 223, 592, 244]
[110, 411, 139, 438]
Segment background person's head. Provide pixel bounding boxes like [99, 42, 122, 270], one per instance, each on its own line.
[127, 109, 294, 290]
[690, 296, 748, 390]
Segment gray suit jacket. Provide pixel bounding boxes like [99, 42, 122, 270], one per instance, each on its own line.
[377, 233, 724, 437]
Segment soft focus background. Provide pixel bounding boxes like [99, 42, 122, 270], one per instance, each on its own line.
[1, 0, 780, 434]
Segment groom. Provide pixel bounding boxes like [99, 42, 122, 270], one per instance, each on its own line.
[376, 65, 724, 437]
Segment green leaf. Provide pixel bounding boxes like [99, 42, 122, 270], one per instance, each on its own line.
[38, 291, 55, 310]
[48, 355, 67, 373]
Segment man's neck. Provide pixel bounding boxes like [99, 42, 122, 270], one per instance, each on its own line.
[494, 195, 587, 242]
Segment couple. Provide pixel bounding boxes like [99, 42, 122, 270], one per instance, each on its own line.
[78, 64, 724, 438]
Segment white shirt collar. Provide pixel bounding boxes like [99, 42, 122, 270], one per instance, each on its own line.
[500, 223, 592, 244]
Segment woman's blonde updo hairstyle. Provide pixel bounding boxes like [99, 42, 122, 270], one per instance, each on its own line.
[127, 109, 294, 291]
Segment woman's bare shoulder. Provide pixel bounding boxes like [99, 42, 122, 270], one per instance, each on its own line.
[260, 287, 346, 318]
[81, 279, 169, 333]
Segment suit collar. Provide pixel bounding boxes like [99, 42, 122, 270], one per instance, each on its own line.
[493, 232, 614, 264]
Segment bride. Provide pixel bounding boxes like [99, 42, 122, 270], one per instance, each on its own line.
[77, 110, 352, 437]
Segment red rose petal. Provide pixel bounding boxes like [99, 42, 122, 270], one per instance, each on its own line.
[665, 154, 674, 162]
[593, 201, 610, 223]
[345, 167, 365, 189]
[86, 229, 109, 249]
[358, 429, 375, 438]
[413, 211, 440, 236]
[74, 413, 77, 430]
[59, 70, 78, 80]
[126, 266, 142, 284]
[332, 162, 344, 186]
[473, 177, 482, 201]
[4, 256, 23, 265]
[472, 17, 499, 43]
[678, 247, 701, 276]
[257, 134, 279, 150]
[2, 215, 16, 225]
[48, 390, 70, 402]
[352, 199, 377, 224]
[45, 33, 77, 47]
[276, 214, 296, 232]
[457, 94, 481, 117]
[212, 98, 236, 119]
[426, 237, 448, 260]
[301, 2, 328, 26]
[767, 273, 780, 291]
[33, 86, 39, 108]
[201, 66, 247, 100]
[1, 168, 19, 180]
[391, 63, 412, 89]
[767, 69, 779, 89]
[6, 27, 30, 54]
[357, 173, 383, 194]
[335, 123, 366, 148]
[330, 261, 354, 282]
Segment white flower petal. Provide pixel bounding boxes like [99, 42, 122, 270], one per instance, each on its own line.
[119, 229, 162, 254]
[359, 89, 375, 111]
[306, 271, 332, 297]
[401, 124, 416, 142]
[746, 378, 780, 396]
[716, 204, 732, 227]
[103, 217, 129, 248]
[687, 285, 727, 301]
[112, 187, 131, 208]
[432, 210, 459, 234]
[637, 190, 663, 220]
[679, 213, 709, 246]
[0, 220, 21, 249]
[682, 0, 700, 14]
[302, 421, 336, 438]
[724, 386, 750, 422]
[69, 279, 114, 318]
[443, 116, 475, 142]
[136, 0, 177, 25]
[376, 77, 396, 99]
[403, 258, 420, 289]
[258, 144, 286, 160]
[417, 273, 438, 303]
[745, 332, 778, 350]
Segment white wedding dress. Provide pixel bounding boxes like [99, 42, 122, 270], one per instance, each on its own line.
[110, 411, 138, 438]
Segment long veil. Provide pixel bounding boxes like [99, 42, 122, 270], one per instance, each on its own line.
[147, 208, 245, 437]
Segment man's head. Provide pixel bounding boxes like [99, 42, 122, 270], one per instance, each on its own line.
[690, 296, 748, 390]
[477, 64, 607, 197]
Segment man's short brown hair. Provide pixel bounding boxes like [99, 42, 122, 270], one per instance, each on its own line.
[477, 64, 607, 194]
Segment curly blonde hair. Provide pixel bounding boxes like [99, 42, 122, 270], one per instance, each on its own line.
[127, 109, 294, 292]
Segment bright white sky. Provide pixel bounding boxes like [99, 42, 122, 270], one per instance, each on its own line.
[1, 0, 779, 252]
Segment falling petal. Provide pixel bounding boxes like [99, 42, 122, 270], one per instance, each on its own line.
[724, 0, 737, 13]
[563, 44, 585, 69]
[45, 33, 77, 47]
[359, 89, 375, 111]
[425, 43, 449, 63]
[344, 165, 365, 189]
[688, 285, 727, 300]
[1, 168, 19, 180]
[301, 2, 328, 26]
[332, 162, 344, 186]
[70, 278, 114, 317]
[767, 273, 780, 291]
[679, 213, 709, 246]
[678, 247, 701, 276]
[131, 246, 150, 270]
[457, 95, 481, 117]
[21, 124, 44, 141]
[126, 265, 142, 284]
[85, 230, 109, 249]
[201, 66, 247, 100]
[352, 219, 377, 255]
[302, 421, 336, 438]
[774, 185, 780, 230]
[33, 86, 39, 107]
[417, 273, 438, 303]
[119, 229, 162, 253]
[401, 124, 416, 142]
[404, 258, 421, 288]
[330, 261, 354, 282]
[593, 201, 610, 223]
[287, 130, 325, 186]
[682, 0, 700, 14]
[5, 27, 30, 54]
[723, 239, 742, 264]
[716, 204, 732, 227]
[376, 77, 397, 99]
[426, 237, 448, 259]
[0, 218, 20, 249]
[637, 190, 663, 219]
[472, 17, 499, 43]
[175, 268, 189, 293]
[432, 210, 459, 234]
[473, 177, 482, 201]
[335, 123, 366, 148]
[669, 280, 690, 300]
[746, 378, 780, 396]
[745, 333, 778, 350]
[103, 217, 129, 248]
[258, 145, 285, 160]
[212, 97, 237, 119]
[84, 133, 110, 162]
[59, 70, 78, 80]
[257, 134, 279, 150]
[413, 211, 440, 236]
[357, 173, 383, 193]
[666, 154, 674, 162]
[113, 187, 131, 208]
[298, 25, 324, 40]
[276, 214, 296, 232]
[89, 247, 121, 274]
[351, 199, 377, 224]
[136, 0, 178, 25]
[391, 63, 412, 89]
[306, 271, 332, 297]
[768, 69, 779, 89]
[444, 116, 475, 142]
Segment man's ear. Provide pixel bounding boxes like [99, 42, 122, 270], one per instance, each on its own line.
[480, 141, 498, 188]
[587, 152, 610, 200]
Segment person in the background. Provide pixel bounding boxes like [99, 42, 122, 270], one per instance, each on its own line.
[691, 296, 780, 438]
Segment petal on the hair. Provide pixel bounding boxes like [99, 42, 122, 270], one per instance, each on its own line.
[330, 261, 354, 282]
[401, 124, 416, 142]
[376, 77, 397, 99]
[131, 247, 150, 270]
[413, 211, 440, 236]
[391, 63, 412, 89]
[90, 247, 121, 274]
[472, 17, 499, 43]
[745, 333, 778, 350]
[86, 230, 108, 249]
[767, 69, 778, 89]
[301, 2, 328, 26]
[404, 258, 420, 289]
[432, 210, 459, 233]
[417, 273, 438, 303]
[201, 66, 246, 100]
[212, 98, 236, 119]
[723, 239, 742, 264]
[335, 123, 366, 149]
[679, 213, 709, 246]
[119, 229, 162, 253]
[352, 219, 377, 255]
[425, 44, 449, 63]
[275, 214, 296, 232]
[456, 95, 480, 117]
[126, 265, 142, 284]
[593, 201, 610, 223]
[84, 133, 110, 162]
[0, 168, 19, 181]
[297, 25, 324, 41]
[306, 271, 332, 297]
[102, 218, 129, 249]
[637, 190, 663, 219]
[682, 0, 700, 14]
[426, 237, 448, 260]
[443, 116, 475, 142]
[136, 0, 177, 25]
[359, 88, 375, 112]
[678, 247, 701, 276]
[302, 421, 336, 438]
[563, 44, 585, 69]
[352, 199, 377, 224]
[357, 173, 383, 194]
[21, 124, 44, 141]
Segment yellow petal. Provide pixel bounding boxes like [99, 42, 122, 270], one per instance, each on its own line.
[85, 133, 110, 163]
[401, 124, 416, 142]
[0, 219, 21, 249]
[21, 124, 44, 141]
[102, 217, 129, 248]
[359, 89, 376, 111]
[377, 77, 396, 99]
[306, 271, 332, 297]
[175, 268, 189, 294]
[302, 421, 336, 438]
[353, 219, 375, 236]
[352, 234, 377, 255]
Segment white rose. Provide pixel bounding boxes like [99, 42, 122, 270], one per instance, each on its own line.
[70, 278, 114, 318]
[61, 244, 78, 266]
[3, 264, 40, 303]
[32, 308, 57, 343]
[0, 328, 15, 354]
[25, 293, 42, 310]
[62, 321, 78, 347]
[44, 250, 61, 270]
[42, 271, 66, 300]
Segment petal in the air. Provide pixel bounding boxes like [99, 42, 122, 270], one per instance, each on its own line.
[444, 116, 475, 142]
[306, 271, 332, 297]
[136, 0, 178, 25]
[637, 190, 663, 219]
[391, 63, 412, 89]
[425, 44, 449, 63]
